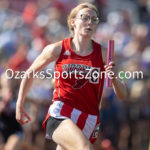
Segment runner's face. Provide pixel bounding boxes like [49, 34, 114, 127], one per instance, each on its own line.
[73, 8, 99, 37]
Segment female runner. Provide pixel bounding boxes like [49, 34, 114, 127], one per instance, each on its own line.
[16, 2, 127, 150]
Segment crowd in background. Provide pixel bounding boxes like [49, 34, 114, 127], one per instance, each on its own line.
[0, 0, 150, 150]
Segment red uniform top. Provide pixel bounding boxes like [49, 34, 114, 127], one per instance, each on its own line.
[43, 37, 105, 143]
[53, 37, 105, 115]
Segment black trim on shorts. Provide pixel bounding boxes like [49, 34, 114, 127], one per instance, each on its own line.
[46, 116, 65, 139]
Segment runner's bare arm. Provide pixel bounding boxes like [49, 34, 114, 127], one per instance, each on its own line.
[16, 41, 62, 124]
[101, 47, 107, 65]
[102, 47, 127, 99]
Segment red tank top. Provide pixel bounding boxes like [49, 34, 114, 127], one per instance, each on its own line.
[53, 37, 104, 115]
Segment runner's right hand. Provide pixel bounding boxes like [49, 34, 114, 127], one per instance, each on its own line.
[16, 103, 31, 124]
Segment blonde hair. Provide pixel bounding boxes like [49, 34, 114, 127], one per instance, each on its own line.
[67, 2, 99, 35]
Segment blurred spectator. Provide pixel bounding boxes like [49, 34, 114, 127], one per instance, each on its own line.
[0, 73, 22, 150]
[8, 43, 30, 71]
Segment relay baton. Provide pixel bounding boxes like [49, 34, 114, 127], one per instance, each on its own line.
[106, 40, 114, 87]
